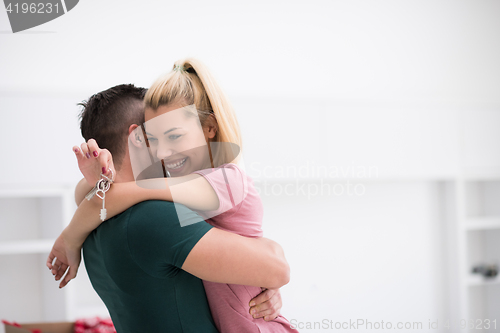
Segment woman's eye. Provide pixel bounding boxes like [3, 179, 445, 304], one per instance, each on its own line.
[146, 137, 157, 143]
[169, 134, 182, 140]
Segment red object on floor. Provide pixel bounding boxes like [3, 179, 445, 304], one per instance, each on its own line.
[2, 320, 42, 333]
[74, 317, 115, 333]
[2, 320, 21, 328]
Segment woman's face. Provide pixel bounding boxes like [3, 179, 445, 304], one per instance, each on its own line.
[143, 104, 212, 177]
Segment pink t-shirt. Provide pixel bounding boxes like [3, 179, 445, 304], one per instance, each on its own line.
[193, 163, 297, 333]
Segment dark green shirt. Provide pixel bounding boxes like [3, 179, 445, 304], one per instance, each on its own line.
[83, 200, 218, 333]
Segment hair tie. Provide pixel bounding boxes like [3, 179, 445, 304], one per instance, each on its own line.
[173, 64, 186, 72]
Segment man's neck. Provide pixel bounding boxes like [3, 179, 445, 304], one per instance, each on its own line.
[114, 164, 135, 183]
[114, 150, 135, 183]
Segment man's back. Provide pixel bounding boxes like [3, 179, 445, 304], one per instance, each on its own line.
[83, 200, 219, 333]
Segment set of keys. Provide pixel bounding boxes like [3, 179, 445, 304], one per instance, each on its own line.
[85, 170, 114, 221]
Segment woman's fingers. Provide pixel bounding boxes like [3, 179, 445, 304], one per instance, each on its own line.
[87, 139, 114, 177]
[80, 142, 90, 159]
[51, 257, 63, 276]
[98, 149, 112, 176]
[86, 139, 100, 158]
[46, 252, 55, 270]
[77, 139, 100, 159]
[59, 265, 78, 289]
[72, 146, 84, 160]
[54, 263, 69, 281]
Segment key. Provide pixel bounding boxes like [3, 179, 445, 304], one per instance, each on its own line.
[85, 181, 100, 201]
[85, 172, 114, 201]
[85, 170, 114, 221]
[97, 189, 107, 221]
[100, 192, 107, 221]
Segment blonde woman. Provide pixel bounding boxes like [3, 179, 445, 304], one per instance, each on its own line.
[49, 59, 297, 332]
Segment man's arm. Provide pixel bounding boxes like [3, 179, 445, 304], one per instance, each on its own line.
[182, 228, 290, 289]
[249, 288, 283, 321]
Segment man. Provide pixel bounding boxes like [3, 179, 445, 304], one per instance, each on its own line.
[47, 84, 289, 332]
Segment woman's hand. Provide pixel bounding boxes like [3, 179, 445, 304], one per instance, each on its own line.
[46, 232, 82, 288]
[249, 288, 283, 321]
[74, 139, 115, 186]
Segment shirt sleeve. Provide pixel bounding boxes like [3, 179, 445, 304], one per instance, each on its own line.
[192, 163, 248, 217]
[126, 200, 213, 277]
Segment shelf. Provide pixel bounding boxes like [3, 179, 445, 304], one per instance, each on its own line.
[0, 186, 71, 198]
[468, 275, 500, 287]
[465, 217, 500, 230]
[0, 239, 54, 255]
[462, 167, 500, 181]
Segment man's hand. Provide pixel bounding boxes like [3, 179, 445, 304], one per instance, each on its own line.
[249, 288, 283, 321]
[74, 139, 115, 186]
[46, 232, 82, 288]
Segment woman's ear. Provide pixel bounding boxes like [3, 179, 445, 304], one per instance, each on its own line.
[129, 124, 144, 148]
[203, 114, 218, 140]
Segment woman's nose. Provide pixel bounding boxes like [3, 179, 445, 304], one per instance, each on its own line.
[157, 147, 174, 161]
[156, 142, 174, 161]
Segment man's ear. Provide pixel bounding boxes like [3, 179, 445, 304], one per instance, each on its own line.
[203, 114, 218, 140]
[129, 124, 144, 148]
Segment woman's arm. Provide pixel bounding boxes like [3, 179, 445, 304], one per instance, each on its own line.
[75, 178, 93, 206]
[63, 183, 161, 247]
[72, 138, 219, 228]
[94, 174, 219, 224]
[64, 174, 219, 248]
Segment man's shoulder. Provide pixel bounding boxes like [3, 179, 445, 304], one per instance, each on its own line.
[125, 200, 208, 232]
[128, 200, 176, 213]
[125, 200, 181, 227]
[124, 200, 213, 270]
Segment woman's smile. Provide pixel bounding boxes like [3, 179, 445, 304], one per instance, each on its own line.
[164, 156, 188, 174]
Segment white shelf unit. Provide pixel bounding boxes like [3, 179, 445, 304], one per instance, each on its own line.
[0, 239, 55, 255]
[0, 186, 109, 323]
[446, 107, 500, 333]
[455, 176, 500, 332]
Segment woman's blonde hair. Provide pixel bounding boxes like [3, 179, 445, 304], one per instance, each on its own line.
[144, 58, 242, 166]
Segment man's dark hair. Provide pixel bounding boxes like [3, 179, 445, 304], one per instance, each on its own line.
[79, 84, 147, 170]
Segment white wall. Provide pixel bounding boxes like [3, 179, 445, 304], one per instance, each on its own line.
[1, 1, 500, 332]
[0, 0, 499, 104]
[263, 181, 448, 328]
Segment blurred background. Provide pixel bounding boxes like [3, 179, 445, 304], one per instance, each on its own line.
[0, 0, 499, 332]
